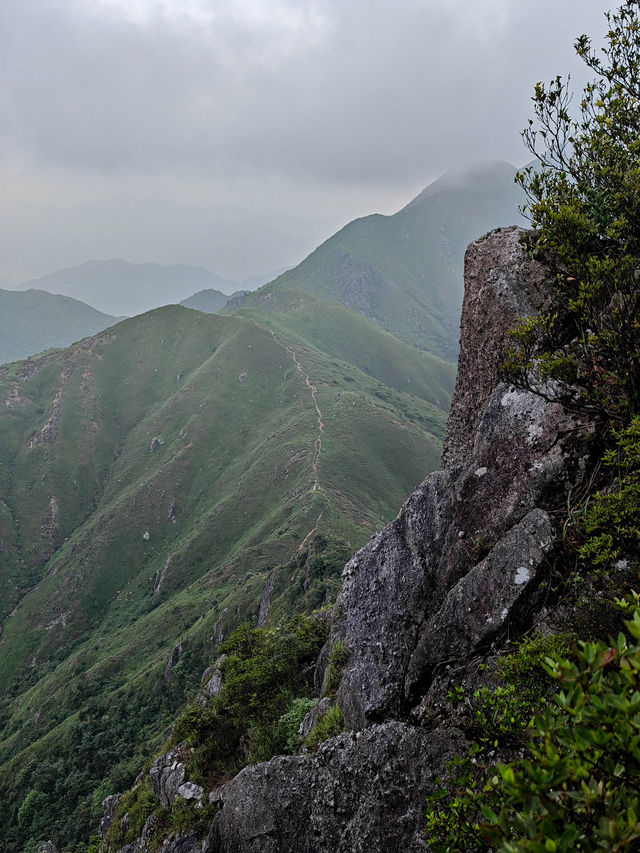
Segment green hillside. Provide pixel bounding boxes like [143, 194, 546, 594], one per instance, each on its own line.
[0, 288, 121, 365]
[239, 160, 524, 360]
[0, 301, 454, 850]
[180, 288, 249, 314]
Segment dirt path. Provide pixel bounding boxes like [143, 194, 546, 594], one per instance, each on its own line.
[252, 322, 325, 491]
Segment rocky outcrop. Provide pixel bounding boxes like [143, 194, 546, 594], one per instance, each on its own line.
[210, 724, 468, 853]
[150, 748, 187, 809]
[100, 794, 122, 838]
[112, 227, 594, 852]
[205, 227, 593, 851]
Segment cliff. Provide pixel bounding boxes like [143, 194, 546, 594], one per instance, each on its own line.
[105, 226, 595, 852]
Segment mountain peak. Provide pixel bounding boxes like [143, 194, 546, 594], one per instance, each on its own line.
[402, 160, 519, 211]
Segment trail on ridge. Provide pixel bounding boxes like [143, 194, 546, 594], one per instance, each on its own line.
[250, 321, 325, 492]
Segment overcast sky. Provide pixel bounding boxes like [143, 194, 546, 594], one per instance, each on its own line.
[1, 0, 609, 283]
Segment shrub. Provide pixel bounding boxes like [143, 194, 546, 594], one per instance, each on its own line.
[304, 704, 344, 752]
[324, 640, 348, 697]
[426, 599, 640, 852]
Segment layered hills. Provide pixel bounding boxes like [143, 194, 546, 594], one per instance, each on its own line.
[17, 260, 238, 317]
[0, 298, 454, 850]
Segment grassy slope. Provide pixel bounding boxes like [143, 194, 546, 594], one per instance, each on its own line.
[0, 301, 453, 850]
[0, 288, 121, 365]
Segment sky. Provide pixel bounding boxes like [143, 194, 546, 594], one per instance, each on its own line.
[1, 0, 609, 284]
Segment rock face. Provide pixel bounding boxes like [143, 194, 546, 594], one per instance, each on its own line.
[211, 723, 468, 853]
[150, 748, 187, 810]
[205, 227, 592, 851]
[114, 227, 594, 852]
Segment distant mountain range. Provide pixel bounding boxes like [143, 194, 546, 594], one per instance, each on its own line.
[1, 161, 524, 365]
[0, 288, 122, 364]
[15, 260, 239, 316]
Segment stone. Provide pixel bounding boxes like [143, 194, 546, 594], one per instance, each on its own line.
[100, 792, 122, 838]
[198, 654, 227, 706]
[150, 748, 187, 809]
[214, 722, 468, 853]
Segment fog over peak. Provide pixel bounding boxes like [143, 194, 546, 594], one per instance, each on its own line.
[2, 0, 606, 282]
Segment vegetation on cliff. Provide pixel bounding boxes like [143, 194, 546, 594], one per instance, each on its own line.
[428, 3, 640, 849]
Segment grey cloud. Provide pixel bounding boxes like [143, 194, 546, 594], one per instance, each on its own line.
[3, 0, 607, 181]
[0, 0, 610, 282]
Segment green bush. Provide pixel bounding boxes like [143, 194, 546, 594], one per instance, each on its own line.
[324, 640, 348, 697]
[580, 418, 640, 571]
[426, 599, 640, 852]
[304, 704, 344, 752]
[497, 632, 574, 698]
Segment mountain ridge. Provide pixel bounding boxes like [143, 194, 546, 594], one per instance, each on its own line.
[230, 160, 526, 360]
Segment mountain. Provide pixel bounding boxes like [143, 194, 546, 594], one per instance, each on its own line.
[243, 160, 525, 360]
[97, 227, 622, 853]
[0, 288, 121, 365]
[0, 300, 455, 850]
[180, 289, 247, 314]
[17, 261, 238, 317]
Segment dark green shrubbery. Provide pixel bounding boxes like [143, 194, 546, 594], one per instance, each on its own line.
[104, 613, 329, 851]
[427, 601, 640, 852]
[172, 614, 327, 784]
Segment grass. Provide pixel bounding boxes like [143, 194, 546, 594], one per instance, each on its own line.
[0, 299, 454, 852]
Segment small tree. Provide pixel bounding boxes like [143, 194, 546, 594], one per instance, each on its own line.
[508, 0, 640, 420]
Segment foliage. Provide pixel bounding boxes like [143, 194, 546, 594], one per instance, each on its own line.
[497, 632, 574, 697]
[579, 417, 640, 570]
[323, 639, 349, 697]
[304, 704, 345, 752]
[277, 697, 318, 754]
[104, 615, 327, 851]
[506, 1, 640, 420]
[427, 601, 640, 852]
[173, 615, 325, 783]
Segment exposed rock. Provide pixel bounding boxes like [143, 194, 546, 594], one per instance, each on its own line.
[154, 553, 173, 596]
[177, 781, 205, 804]
[214, 723, 468, 853]
[150, 436, 164, 452]
[198, 654, 227, 706]
[257, 573, 274, 627]
[40, 843, 58, 853]
[5, 381, 25, 407]
[100, 793, 122, 838]
[158, 832, 212, 853]
[168, 497, 177, 523]
[164, 641, 184, 687]
[115, 812, 159, 853]
[298, 696, 332, 740]
[150, 747, 187, 809]
[443, 225, 554, 466]
[333, 229, 586, 731]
